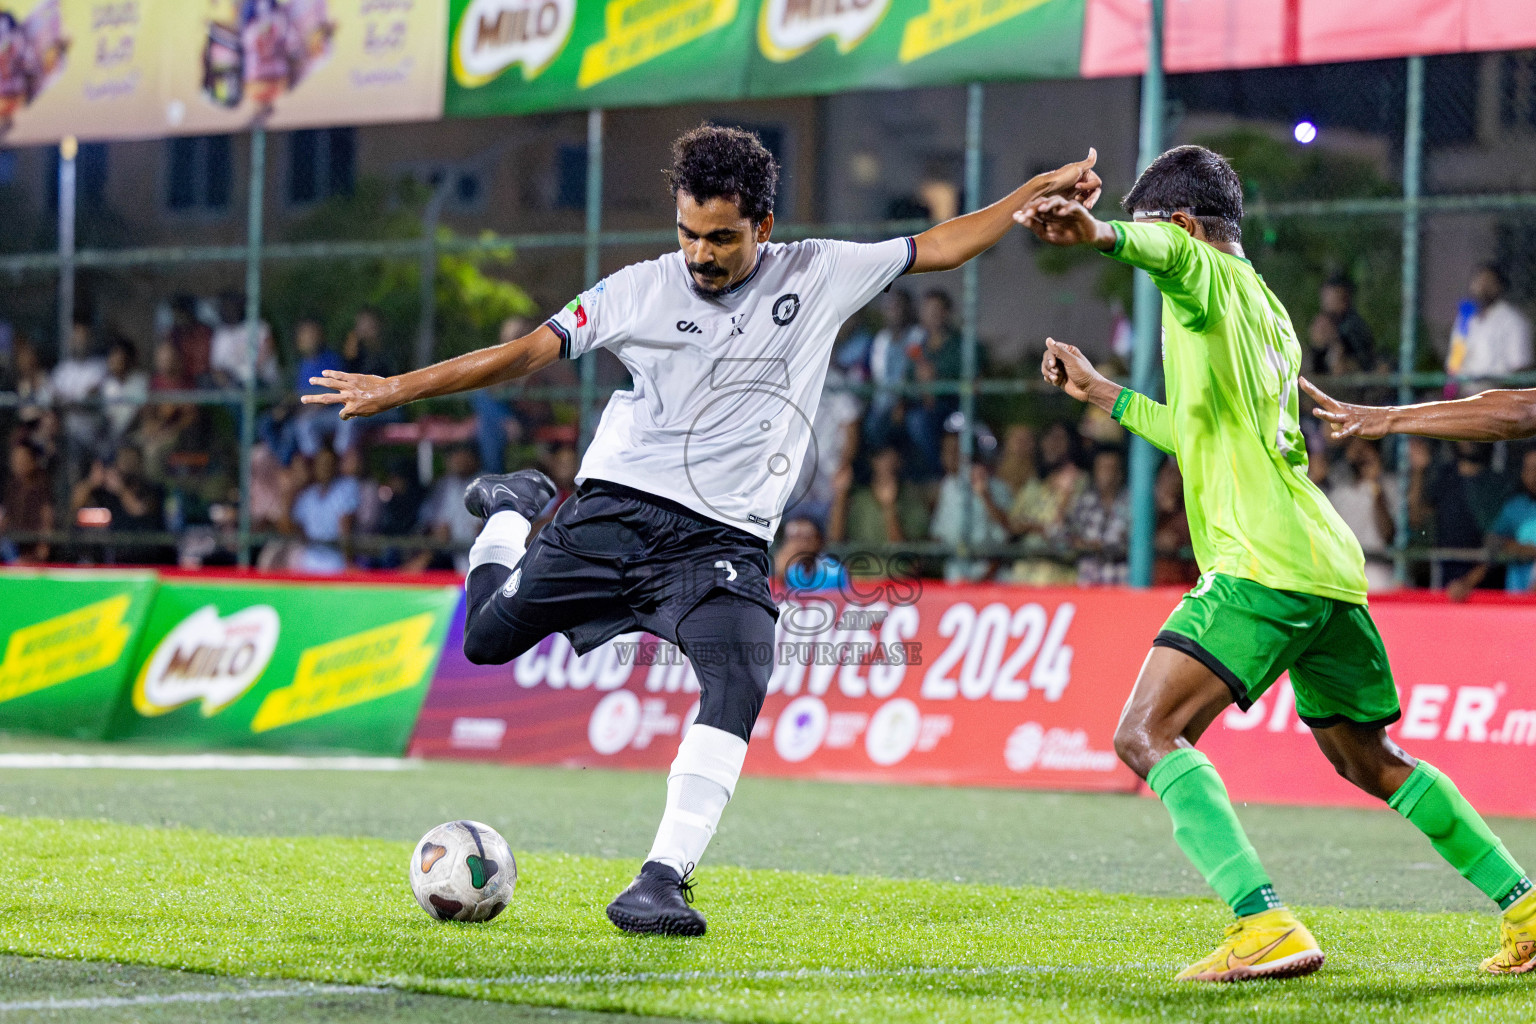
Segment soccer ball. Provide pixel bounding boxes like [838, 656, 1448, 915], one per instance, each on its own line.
[409, 820, 517, 922]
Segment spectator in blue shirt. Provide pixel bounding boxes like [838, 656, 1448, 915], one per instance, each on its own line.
[285, 447, 359, 573]
[1489, 448, 1536, 593]
[776, 515, 847, 593]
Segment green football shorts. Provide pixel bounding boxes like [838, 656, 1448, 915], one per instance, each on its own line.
[1154, 572, 1401, 729]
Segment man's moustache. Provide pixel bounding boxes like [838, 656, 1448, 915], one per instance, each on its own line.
[689, 264, 726, 278]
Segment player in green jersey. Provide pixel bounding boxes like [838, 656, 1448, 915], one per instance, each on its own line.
[1017, 145, 1535, 981]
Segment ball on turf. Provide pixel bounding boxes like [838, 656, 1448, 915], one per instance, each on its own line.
[409, 820, 517, 922]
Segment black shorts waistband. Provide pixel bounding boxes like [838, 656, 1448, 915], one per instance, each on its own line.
[577, 478, 768, 549]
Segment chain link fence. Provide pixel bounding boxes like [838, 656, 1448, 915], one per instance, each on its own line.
[4, 53, 1536, 593]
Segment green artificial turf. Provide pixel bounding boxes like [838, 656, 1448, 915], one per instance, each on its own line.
[0, 815, 1529, 1024]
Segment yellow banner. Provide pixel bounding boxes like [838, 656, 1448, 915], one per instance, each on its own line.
[251, 612, 436, 733]
[898, 0, 1049, 63]
[163, 0, 447, 135]
[0, 595, 135, 704]
[1, 0, 163, 147]
[577, 0, 735, 89]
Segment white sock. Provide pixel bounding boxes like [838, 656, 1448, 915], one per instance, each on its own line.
[645, 724, 748, 877]
[467, 510, 530, 573]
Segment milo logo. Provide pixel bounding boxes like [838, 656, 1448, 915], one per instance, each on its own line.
[133, 605, 280, 717]
[758, 0, 889, 62]
[454, 0, 576, 87]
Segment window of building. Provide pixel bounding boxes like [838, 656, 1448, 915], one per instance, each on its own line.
[166, 135, 232, 212]
[288, 127, 356, 205]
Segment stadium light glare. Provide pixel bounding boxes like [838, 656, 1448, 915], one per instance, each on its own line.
[1293, 121, 1318, 145]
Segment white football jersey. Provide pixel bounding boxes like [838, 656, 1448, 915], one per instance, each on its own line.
[546, 237, 915, 542]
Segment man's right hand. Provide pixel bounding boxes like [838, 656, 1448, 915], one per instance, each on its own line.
[302, 370, 402, 420]
[1041, 337, 1117, 411]
[1300, 378, 1390, 440]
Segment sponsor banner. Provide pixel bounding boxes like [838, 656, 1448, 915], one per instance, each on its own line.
[410, 585, 1152, 792]
[0, 0, 447, 146]
[1200, 598, 1536, 819]
[0, 0, 161, 146]
[445, 0, 756, 118]
[1082, 0, 1536, 79]
[109, 579, 459, 754]
[0, 569, 158, 739]
[445, 0, 1082, 116]
[161, 0, 447, 135]
[746, 0, 1083, 98]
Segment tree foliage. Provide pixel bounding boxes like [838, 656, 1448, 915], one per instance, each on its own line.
[263, 177, 535, 368]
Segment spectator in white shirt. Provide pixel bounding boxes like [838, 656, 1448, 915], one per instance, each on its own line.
[51, 322, 108, 472]
[1448, 264, 1532, 395]
[1321, 437, 1399, 593]
[208, 291, 279, 389]
[100, 337, 149, 450]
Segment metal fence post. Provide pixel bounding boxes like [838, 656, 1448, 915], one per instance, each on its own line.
[1394, 55, 1425, 584]
[415, 176, 452, 369]
[238, 125, 266, 569]
[1127, 0, 1165, 588]
[56, 136, 76, 353]
[957, 82, 984, 569]
[579, 108, 604, 452]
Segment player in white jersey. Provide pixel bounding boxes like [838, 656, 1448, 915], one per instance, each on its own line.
[302, 124, 1102, 935]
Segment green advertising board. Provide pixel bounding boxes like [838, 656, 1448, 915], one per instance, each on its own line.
[108, 580, 460, 755]
[746, 0, 1084, 98]
[445, 0, 1084, 117]
[0, 570, 159, 740]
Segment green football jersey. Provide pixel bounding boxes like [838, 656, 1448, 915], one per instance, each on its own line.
[1105, 220, 1369, 604]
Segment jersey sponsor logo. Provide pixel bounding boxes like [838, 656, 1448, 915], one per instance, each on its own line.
[453, 0, 577, 88]
[747, 514, 772, 527]
[771, 292, 801, 326]
[728, 312, 748, 337]
[564, 298, 588, 328]
[758, 0, 890, 63]
[676, 320, 703, 334]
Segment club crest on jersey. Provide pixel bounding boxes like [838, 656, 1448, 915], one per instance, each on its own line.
[565, 298, 588, 328]
[771, 293, 800, 326]
[501, 568, 522, 598]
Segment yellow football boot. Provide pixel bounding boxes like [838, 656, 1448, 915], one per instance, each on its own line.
[1175, 907, 1325, 982]
[1481, 890, 1536, 975]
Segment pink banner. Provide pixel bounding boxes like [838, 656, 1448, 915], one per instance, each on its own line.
[1082, 0, 1536, 78]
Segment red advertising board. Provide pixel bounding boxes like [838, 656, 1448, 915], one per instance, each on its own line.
[413, 584, 1536, 819]
[1201, 595, 1536, 819]
[410, 585, 1169, 793]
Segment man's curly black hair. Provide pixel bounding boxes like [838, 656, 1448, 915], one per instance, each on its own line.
[665, 124, 779, 224]
[1122, 145, 1244, 244]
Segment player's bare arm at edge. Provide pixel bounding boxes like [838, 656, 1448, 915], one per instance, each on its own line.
[1301, 378, 1536, 443]
[908, 149, 1103, 273]
[301, 325, 562, 419]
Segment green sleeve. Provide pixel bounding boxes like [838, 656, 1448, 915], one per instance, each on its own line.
[1111, 388, 1176, 457]
[1106, 221, 1229, 332]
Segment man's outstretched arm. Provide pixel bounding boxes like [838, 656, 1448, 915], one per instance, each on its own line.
[301, 324, 563, 419]
[908, 150, 1102, 273]
[1301, 378, 1536, 442]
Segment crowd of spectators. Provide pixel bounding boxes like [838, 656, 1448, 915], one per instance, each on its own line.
[3, 261, 1535, 597]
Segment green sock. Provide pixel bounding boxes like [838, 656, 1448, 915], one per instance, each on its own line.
[1389, 761, 1530, 909]
[1147, 748, 1277, 916]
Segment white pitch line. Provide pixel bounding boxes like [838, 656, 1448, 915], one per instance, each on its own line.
[0, 984, 381, 1012]
[0, 753, 415, 771]
[407, 962, 1176, 988]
